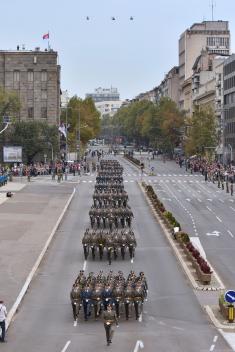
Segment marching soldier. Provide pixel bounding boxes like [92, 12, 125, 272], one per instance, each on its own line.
[103, 304, 119, 346]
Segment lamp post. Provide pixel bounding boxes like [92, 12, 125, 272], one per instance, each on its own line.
[0, 116, 10, 135]
[228, 144, 233, 163]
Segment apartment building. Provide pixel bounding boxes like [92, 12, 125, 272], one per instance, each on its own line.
[223, 54, 235, 162]
[0, 48, 61, 124]
[179, 21, 230, 110]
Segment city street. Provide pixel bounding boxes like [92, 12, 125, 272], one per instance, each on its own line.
[131, 154, 235, 288]
[1, 158, 231, 352]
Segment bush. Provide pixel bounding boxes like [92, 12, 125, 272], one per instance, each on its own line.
[177, 232, 190, 243]
[219, 293, 229, 307]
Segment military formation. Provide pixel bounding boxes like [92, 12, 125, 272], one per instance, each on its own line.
[82, 159, 136, 264]
[71, 158, 148, 326]
[70, 270, 148, 321]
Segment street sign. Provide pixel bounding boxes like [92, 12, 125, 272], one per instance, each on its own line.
[224, 290, 235, 304]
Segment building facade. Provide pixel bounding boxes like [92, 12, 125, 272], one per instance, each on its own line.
[157, 66, 179, 106]
[223, 54, 235, 162]
[179, 21, 230, 110]
[86, 87, 120, 102]
[0, 48, 61, 124]
[95, 100, 123, 118]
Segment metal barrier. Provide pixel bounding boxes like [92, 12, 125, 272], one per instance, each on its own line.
[0, 175, 8, 187]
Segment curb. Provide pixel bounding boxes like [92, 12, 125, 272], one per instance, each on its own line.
[205, 305, 235, 331]
[6, 187, 76, 329]
[138, 182, 225, 291]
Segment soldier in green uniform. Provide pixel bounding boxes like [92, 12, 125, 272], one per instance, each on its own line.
[103, 304, 119, 346]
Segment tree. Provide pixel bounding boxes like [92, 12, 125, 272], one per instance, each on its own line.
[0, 88, 20, 118]
[184, 106, 217, 158]
[5, 121, 59, 164]
[111, 98, 184, 154]
[158, 98, 185, 155]
[61, 96, 101, 151]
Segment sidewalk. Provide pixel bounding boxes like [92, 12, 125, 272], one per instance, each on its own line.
[0, 180, 75, 316]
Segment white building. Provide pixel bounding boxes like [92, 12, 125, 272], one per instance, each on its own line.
[95, 100, 123, 118]
[86, 87, 120, 102]
[179, 20, 230, 111]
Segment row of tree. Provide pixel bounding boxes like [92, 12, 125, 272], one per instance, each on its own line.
[0, 89, 101, 164]
[101, 97, 217, 158]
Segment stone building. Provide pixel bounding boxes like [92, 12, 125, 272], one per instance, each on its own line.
[0, 48, 61, 124]
[223, 54, 235, 162]
[179, 21, 230, 111]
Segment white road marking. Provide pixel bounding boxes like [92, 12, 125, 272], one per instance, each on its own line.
[207, 206, 212, 212]
[230, 206, 235, 212]
[61, 341, 71, 352]
[82, 260, 87, 271]
[172, 326, 184, 331]
[207, 199, 213, 202]
[158, 321, 166, 325]
[88, 180, 93, 183]
[210, 344, 215, 351]
[206, 231, 220, 237]
[213, 336, 218, 343]
[131, 258, 134, 263]
[133, 340, 144, 352]
[73, 320, 77, 327]
[186, 198, 191, 202]
[130, 180, 134, 183]
[82, 180, 87, 183]
[216, 216, 222, 223]
[219, 199, 224, 203]
[227, 230, 234, 238]
[229, 199, 234, 202]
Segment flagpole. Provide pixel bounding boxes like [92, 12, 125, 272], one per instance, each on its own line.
[48, 30, 50, 50]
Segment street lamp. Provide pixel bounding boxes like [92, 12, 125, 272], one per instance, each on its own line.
[0, 115, 11, 135]
[228, 143, 233, 163]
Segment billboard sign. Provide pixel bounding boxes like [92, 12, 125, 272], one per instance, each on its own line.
[3, 146, 22, 163]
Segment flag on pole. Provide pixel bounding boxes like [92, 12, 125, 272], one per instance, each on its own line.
[58, 123, 67, 138]
[43, 33, 49, 40]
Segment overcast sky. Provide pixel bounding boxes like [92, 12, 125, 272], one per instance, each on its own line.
[1, 0, 235, 100]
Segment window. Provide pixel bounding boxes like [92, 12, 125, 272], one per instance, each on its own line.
[41, 107, 47, 118]
[28, 70, 34, 82]
[13, 71, 20, 82]
[41, 70, 47, 81]
[41, 90, 47, 100]
[28, 107, 34, 118]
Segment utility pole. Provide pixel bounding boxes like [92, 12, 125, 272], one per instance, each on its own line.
[78, 108, 80, 162]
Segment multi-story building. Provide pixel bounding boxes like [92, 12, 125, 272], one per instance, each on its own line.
[223, 54, 235, 162]
[86, 87, 120, 102]
[179, 20, 230, 111]
[95, 100, 123, 118]
[0, 47, 61, 124]
[157, 66, 179, 106]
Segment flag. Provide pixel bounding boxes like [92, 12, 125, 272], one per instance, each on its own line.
[43, 33, 49, 40]
[58, 123, 66, 138]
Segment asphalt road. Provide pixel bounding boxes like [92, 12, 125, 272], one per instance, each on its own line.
[133, 154, 235, 289]
[2, 157, 232, 352]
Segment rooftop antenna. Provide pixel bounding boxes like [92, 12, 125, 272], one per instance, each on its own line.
[210, 0, 216, 21]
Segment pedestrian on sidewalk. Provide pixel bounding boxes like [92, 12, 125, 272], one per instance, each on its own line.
[0, 300, 7, 342]
[231, 181, 234, 196]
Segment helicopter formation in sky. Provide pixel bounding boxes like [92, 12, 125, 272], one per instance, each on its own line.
[85, 16, 134, 21]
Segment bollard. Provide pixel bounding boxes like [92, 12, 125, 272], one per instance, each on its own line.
[228, 304, 234, 323]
